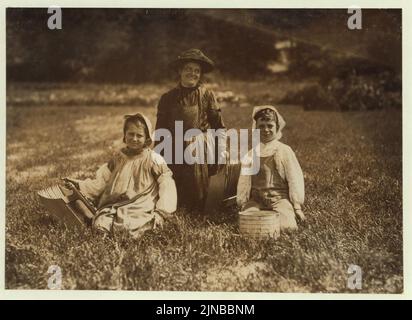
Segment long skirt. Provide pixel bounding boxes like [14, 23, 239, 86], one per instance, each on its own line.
[170, 163, 209, 212]
[92, 199, 164, 238]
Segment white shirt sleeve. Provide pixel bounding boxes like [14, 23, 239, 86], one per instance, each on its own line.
[151, 152, 177, 215]
[282, 147, 305, 209]
[78, 163, 112, 200]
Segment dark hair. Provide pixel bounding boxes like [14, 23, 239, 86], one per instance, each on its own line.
[254, 108, 278, 121]
[254, 109, 279, 130]
[123, 114, 151, 147]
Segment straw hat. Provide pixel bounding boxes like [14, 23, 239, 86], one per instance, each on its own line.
[172, 48, 215, 73]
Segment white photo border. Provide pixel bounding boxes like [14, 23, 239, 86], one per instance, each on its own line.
[0, 0, 409, 300]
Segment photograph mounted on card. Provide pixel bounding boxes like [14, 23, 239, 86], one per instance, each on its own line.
[3, 4, 403, 295]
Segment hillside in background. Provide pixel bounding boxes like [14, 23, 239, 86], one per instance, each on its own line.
[7, 9, 401, 83]
[6, 9, 402, 111]
[7, 8, 279, 82]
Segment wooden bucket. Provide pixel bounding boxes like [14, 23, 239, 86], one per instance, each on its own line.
[238, 210, 280, 240]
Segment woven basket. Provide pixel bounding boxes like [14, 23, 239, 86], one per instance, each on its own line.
[238, 210, 280, 240]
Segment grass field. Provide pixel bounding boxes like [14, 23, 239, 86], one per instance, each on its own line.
[6, 85, 402, 292]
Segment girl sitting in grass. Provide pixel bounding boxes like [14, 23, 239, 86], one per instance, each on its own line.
[237, 106, 305, 230]
[66, 113, 177, 238]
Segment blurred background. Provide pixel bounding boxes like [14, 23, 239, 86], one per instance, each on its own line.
[6, 9, 401, 110]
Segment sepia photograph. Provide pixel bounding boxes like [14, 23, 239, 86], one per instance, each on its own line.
[4, 6, 403, 293]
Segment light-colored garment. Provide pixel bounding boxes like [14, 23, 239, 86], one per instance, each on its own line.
[78, 147, 177, 237]
[237, 140, 304, 209]
[240, 154, 299, 230]
[242, 199, 298, 230]
[237, 106, 304, 230]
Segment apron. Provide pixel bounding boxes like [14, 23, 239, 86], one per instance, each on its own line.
[169, 87, 210, 212]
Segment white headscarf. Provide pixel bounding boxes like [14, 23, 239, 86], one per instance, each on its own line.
[252, 105, 286, 157]
[123, 113, 154, 144]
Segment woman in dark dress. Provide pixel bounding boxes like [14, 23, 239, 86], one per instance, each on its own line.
[155, 49, 225, 212]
